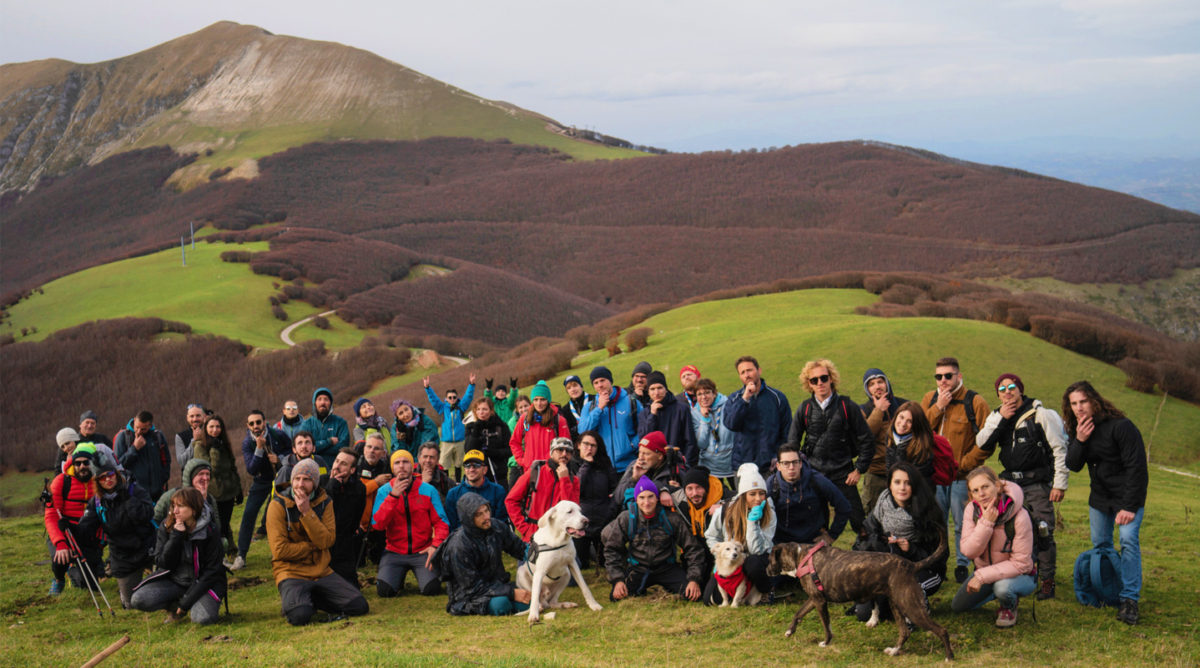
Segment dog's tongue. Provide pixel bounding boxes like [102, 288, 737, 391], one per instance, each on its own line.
[567, 527, 586, 538]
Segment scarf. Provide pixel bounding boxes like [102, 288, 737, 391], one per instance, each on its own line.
[891, 430, 914, 446]
[356, 414, 389, 432]
[871, 491, 916, 540]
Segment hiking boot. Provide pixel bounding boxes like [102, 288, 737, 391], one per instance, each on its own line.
[1037, 578, 1056, 600]
[230, 555, 246, 571]
[955, 565, 969, 583]
[49, 579, 64, 595]
[995, 607, 1017, 628]
[1118, 598, 1139, 625]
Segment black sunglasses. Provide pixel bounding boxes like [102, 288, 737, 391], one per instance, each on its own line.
[934, 372, 957, 381]
[808, 374, 830, 385]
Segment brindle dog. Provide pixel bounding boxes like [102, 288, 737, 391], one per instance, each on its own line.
[767, 537, 954, 660]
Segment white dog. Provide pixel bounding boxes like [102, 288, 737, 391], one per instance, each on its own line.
[515, 500, 603, 623]
[711, 540, 762, 607]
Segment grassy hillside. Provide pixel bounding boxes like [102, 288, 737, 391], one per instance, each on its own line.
[3, 239, 367, 350]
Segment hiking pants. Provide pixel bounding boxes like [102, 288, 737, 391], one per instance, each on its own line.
[278, 574, 369, 626]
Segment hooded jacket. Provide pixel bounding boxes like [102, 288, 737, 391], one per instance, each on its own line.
[788, 391, 876, 478]
[509, 406, 570, 471]
[505, 463, 581, 541]
[114, 420, 171, 501]
[77, 474, 155, 576]
[691, 392, 736, 478]
[960, 480, 1034, 583]
[325, 472, 367, 581]
[353, 415, 394, 452]
[43, 471, 95, 551]
[723, 381, 792, 474]
[301, 387, 351, 461]
[637, 390, 699, 468]
[464, 412, 512, 474]
[390, 401, 440, 456]
[153, 458, 220, 528]
[265, 486, 336, 584]
[371, 478, 450, 556]
[433, 493, 527, 615]
[578, 386, 640, 471]
[601, 501, 705, 584]
[577, 448, 620, 536]
[136, 504, 227, 611]
[921, 384, 992, 479]
[445, 477, 510, 532]
[425, 384, 476, 443]
[860, 369, 909, 476]
[767, 458, 851, 543]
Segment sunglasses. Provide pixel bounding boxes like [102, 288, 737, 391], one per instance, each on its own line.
[97, 472, 117, 480]
[247, 419, 263, 427]
[998, 383, 1019, 393]
[463, 462, 485, 468]
[808, 374, 830, 385]
[934, 372, 957, 381]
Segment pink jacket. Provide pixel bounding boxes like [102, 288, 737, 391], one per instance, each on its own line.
[960, 480, 1034, 584]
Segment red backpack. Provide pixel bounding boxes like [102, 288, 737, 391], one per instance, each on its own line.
[930, 434, 958, 486]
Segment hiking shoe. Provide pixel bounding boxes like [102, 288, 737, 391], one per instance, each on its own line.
[955, 565, 969, 583]
[49, 579, 64, 595]
[230, 555, 246, 571]
[1037, 578, 1056, 600]
[995, 607, 1017, 628]
[1118, 599, 1139, 625]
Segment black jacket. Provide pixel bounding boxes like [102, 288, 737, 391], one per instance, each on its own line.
[577, 454, 619, 538]
[637, 390, 699, 467]
[77, 477, 155, 577]
[325, 474, 367, 583]
[137, 505, 227, 611]
[433, 493, 527, 615]
[788, 393, 875, 477]
[1066, 416, 1147, 514]
[853, 495, 947, 585]
[464, 414, 512, 478]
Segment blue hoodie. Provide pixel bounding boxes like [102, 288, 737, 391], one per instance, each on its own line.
[690, 392, 736, 478]
[425, 384, 476, 443]
[301, 387, 350, 461]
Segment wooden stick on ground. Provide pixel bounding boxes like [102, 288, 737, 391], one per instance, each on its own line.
[80, 635, 130, 668]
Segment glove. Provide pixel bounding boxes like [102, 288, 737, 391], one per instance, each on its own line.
[486, 378, 494, 390]
[509, 377, 518, 390]
[507, 456, 519, 469]
[58, 517, 71, 533]
[747, 501, 765, 523]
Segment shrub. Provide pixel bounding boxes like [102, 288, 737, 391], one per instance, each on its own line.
[313, 315, 330, 330]
[220, 250, 253, 263]
[271, 304, 288, 321]
[880, 283, 924, 305]
[1157, 362, 1200, 403]
[624, 327, 652, 351]
[1117, 357, 1158, 393]
[606, 335, 621, 357]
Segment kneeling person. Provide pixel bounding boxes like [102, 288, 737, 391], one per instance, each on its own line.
[434, 492, 531, 615]
[602, 476, 705, 602]
[130, 488, 226, 624]
[372, 450, 449, 597]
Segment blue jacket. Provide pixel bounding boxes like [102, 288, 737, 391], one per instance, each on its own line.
[444, 478, 510, 532]
[578, 386, 639, 471]
[425, 384, 476, 443]
[691, 392, 736, 478]
[241, 426, 292, 485]
[390, 410, 441, 456]
[767, 461, 850, 544]
[723, 382, 793, 474]
[301, 387, 350, 461]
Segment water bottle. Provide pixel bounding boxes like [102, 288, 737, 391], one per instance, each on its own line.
[1037, 520, 1050, 538]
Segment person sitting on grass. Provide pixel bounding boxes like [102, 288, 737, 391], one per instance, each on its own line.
[703, 462, 776, 605]
[78, 460, 156, 609]
[602, 476, 705, 603]
[433, 492, 531, 616]
[130, 487, 226, 625]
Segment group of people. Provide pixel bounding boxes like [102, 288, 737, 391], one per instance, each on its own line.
[43, 354, 1148, 629]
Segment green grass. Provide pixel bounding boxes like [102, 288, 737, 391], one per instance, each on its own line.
[3, 240, 366, 350]
[0, 465, 1196, 666]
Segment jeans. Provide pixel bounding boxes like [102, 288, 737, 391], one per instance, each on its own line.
[1089, 505, 1144, 601]
[937, 481, 970, 568]
[951, 573, 1037, 612]
[237, 479, 273, 558]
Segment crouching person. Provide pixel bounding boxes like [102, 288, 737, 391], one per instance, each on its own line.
[77, 461, 156, 608]
[130, 488, 226, 624]
[433, 492, 531, 615]
[267, 459, 368, 625]
[601, 476, 705, 602]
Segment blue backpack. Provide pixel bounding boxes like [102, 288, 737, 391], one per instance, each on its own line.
[1073, 547, 1121, 607]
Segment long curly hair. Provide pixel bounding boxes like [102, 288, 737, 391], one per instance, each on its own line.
[1061, 380, 1125, 437]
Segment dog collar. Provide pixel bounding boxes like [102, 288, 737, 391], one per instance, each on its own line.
[794, 541, 828, 592]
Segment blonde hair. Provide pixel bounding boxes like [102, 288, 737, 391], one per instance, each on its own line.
[800, 358, 841, 393]
[965, 465, 1003, 500]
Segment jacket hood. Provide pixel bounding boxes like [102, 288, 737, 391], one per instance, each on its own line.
[182, 458, 212, 486]
[456, 492, 489, 537]
[862, 368, 894, 402]
[191, 503, 215, 539]
[312, 387, 334, 411]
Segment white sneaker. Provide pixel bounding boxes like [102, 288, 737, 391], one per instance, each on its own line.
[229, 556, 245, 571]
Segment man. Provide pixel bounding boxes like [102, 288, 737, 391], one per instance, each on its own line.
[976, 373, 1069, 600]
[423, 373, 477, 481]
[561, 375, 592, 436]
[233, 409, 292, 570]
[372, 449, 450, 597]
[275, 400, 304, 440]
[43, 444, 101, 594]
[266, 458, 369, 625]
[114, 410, 171, 502]
[1064, 380, 1147, 625]
[445, 450, 509, 532]
[679, 364, 702, 408]
[153, 458, 218, 526]
[485, 376, 519, 425]
[671, 465, 731, 586]
[78, 410, 112, 447]
[921, 357, 992, 583]
[859, 368, 909, 514]
[788, 359, 875, 534]
[302, 387, 351, 461]
[275, 431, 329, 490]
[175, 403, 207, 470]
[433, 492, 532, 616]
[602, 476, 705, 602]
[612, 431, 681, 515]
[578, 366, 639, 471]
[326, 448, 367, 587]
[54, 427, 119, 474]
[417, 441, 453, 500]
[723, 355, 792, 475]
[767, 443, 851, 545]
[637, 371, 698, 468]
[627, 361, 653, 409]
[505, 438, 581, 541]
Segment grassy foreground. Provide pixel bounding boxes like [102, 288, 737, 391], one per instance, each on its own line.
[0, 467, 1195, 667]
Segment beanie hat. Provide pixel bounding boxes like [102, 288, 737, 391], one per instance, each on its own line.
[80, 410, 99, 423]
[680, 365, 700, 379]
[291, 458, 320, 483]
[995, 373, 1024, 394]
[495, 385, 508, 394]
[390, 449, 414, 467]
[590, 366, 613, 383]
[464, 449, 486, 465]
[735, 462, 767, 497]
[186, 459, 213, 484]
[91, 458, 118, 478]
[563, 375, 582, 387]
[549, 437, 574, 452]
[71, 443, 97, 462]
[633, 475, 659, 498]
[530, 381, 552, 401]
[353, 398, 372, 416]
[632, 361, 653, 377]
[56, 427, 81, 447]
[637, 431, 667, 454]
[390, 399, 420, 428]
[646, 371, 667, 389]
[682, 466, 711, 491]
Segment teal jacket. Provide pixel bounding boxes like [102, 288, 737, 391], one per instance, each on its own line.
[301, 387, 350, 461]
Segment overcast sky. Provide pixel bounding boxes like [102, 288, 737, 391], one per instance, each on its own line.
[3, 0, 1198, 165]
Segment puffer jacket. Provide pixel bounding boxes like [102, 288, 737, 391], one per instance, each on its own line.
[960, 481, 1034, 584]
[265, 487, 336, 584]
[464, 413, 512, 479]
[601, 504, 705, 584]
[637, 390, 698, 468]
[135, 505, 227, 611]
[504, 464, 581, 541]
[43, 471, 95, 550]
[192, 438, 241, 502]
[509, 407, 570, 471]
[432, 492, 528, 615]
[788, 392, 876, 478]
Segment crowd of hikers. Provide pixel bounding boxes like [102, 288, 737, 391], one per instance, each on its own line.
[44, 355, 1148, 631]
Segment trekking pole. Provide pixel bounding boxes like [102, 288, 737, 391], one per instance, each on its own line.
[54, 504, 115, 617]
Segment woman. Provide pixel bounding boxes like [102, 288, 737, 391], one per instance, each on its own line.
[852, 462, 948, 622]
[509, 382, 570, 472]
[77, 461, 156, 608]
[130, 487, 227, 624]
[507, 395, 531, 433]
[352, 398, 393, 452]
[355, 434, 392, 565]
[704, 462, 776, 605]
[690, 378, 736, 488]
[464, 396, 512, 487]
[575, 430, 619, 569]
[951, 466, 1035, 628]
[192, 415, 240, 562]
[881, 401, 943, 490]
[390, 398, 439, 456]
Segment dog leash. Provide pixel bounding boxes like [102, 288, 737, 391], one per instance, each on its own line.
[794, 541, 828, 592]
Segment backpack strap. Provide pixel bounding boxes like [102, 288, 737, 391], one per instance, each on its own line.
[1089, 550, 1104, 597]
[929, 391, 981, 434]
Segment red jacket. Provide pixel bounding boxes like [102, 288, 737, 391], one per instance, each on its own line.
[509, 408, 570, 471]
[44, 472, 95, 550]
[505, 464, 581, 541]
[371, 480, 449, 555]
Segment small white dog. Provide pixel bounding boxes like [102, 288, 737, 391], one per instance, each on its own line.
[515, 501, 603, 623]
[711, 540, 762, 607]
